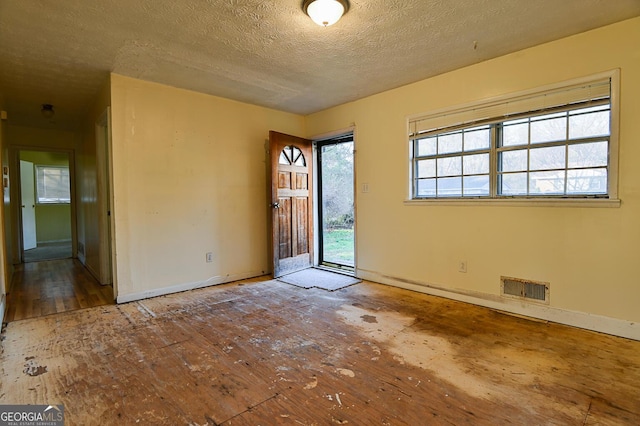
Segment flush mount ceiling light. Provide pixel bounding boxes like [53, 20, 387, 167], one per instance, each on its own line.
[41, 103, 55, 119]
[303, 0, 349, 27]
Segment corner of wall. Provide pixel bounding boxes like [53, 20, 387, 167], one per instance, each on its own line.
[0, 101, 11, 303]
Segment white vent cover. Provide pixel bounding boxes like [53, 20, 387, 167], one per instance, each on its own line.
[501, 276, 549, 304]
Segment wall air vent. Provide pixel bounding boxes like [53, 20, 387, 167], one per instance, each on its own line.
[501, 276, 549, 304]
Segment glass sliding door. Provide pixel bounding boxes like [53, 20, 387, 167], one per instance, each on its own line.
[318, 136, 354, 269]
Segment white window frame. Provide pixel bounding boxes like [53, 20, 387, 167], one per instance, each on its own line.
[405, 70, 621, 208]
[35, 165, 71, 204]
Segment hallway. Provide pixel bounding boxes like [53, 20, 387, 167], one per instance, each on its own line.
[4, 258, 114, 322]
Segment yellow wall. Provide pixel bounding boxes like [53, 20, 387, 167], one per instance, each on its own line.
[6, 125, 78, 150]
[306, 17, 640, 325]
[110, 74, 305, 300]
[33, 205, 71, 242]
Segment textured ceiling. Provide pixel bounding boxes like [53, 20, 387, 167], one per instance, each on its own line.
[1, 0, 639, 130]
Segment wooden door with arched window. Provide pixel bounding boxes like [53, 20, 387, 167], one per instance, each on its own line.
[269, 131, 313, 278]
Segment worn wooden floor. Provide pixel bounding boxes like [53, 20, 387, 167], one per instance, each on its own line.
[4, 259, 114, 322]
[1, 275, 639, 425]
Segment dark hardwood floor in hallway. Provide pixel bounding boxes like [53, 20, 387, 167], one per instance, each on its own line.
[4, 258, 114, 322]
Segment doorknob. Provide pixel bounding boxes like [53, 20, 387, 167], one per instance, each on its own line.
[271, 202, 280, 209]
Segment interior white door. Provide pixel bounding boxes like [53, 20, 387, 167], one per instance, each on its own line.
[20, 160, 37, 250]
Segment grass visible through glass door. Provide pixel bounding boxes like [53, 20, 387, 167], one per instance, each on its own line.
[323, 228, 354, 266]
[320, 139, 354, 267]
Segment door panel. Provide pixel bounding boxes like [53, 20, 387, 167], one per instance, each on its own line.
[270, 131, 313, 278]
[278, 198, 292, 259]
[296, 173, 308, 189]
[278, 172, 291, 189]
[20, 160, 37, 251]
[295, 197, 309, 254]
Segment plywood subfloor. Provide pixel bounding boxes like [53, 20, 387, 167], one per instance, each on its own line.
[4, 259, 114, 322]
[1, 276, 639, 425]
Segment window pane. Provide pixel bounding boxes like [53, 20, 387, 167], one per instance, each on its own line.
[500, 173, 527, 195]
[416, 179, 436, 197]
[569, 110, 609, 139]
[437, 177, 462, 197]
[37, 166, 70, 203]
[567, 169, 607, 194]
[529, 170, 565, 194]
[416, 159, 436, 178]
[464, 127, 490, 151]
[568, 141, 608, 168]
[437, 156, 462, 177]
[463, 175, 489, 196]
[535, 111, 566, 120]
[438, 132, 462, 154]
[570, 105, 609, 115]
[463, 153, 489, 175]
[502, 122, 528, 147]
[292, 147, 306, 166]
[531, 116, 566, 144]
[530, 146, 565, 171]
[500, 150, 527, 172]
[294, 154, 306, 166]
[416, 137, 437, 156]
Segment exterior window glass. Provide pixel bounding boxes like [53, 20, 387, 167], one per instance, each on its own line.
[413, 125, 492, 198]
[36, 166, 70, 204]
[410, 78, 613, 200]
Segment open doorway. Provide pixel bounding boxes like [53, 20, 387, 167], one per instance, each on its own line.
[317, 135, 355, 271]
[18, 150, 73, 263]
[268, 130, 358, 290]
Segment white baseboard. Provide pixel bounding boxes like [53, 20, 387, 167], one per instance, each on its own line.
[357, 269, 639, 342]
[116, 270, 267, 304]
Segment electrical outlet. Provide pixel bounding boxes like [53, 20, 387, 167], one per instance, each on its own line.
[362, 183, 369, 193]
[458, 260, 467, 273]
[206, 252, 213, 263]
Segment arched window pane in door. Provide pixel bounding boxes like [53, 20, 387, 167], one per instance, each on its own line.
[279, 145, 306, 166]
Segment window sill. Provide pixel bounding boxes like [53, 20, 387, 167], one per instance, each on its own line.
[404, 197, 621, 208]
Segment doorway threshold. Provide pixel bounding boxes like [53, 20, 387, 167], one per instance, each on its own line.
[316, 264, 356, 277]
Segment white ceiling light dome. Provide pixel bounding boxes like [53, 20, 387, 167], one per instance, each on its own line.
[303, 0, 349, 27]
